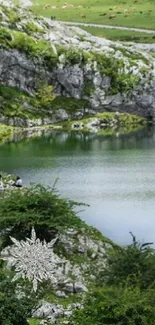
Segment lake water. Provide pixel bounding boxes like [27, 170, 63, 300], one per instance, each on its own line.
[0, 126, 155, 245]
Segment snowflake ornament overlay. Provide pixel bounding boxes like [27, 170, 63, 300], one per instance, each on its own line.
[3, 227, 65, 292]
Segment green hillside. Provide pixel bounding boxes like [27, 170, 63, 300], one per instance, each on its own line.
[31, 0, 155, 29]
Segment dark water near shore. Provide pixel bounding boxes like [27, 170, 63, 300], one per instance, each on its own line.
[0, 126, 155, 245]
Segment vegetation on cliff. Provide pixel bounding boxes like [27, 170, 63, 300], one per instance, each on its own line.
[73, 235, 155, 325]
[0, 22, 144, 95]
[0, 183, 112, 324]
[1, 184, 155, 324]
[0, 3, 153, 131]
[0, 184, 87, 247]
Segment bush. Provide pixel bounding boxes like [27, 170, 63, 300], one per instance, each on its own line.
[0, 184, 86, 247]
[57, 46, 81, 65]
[99, 233, 155, 289]
[0, 26, 12, 47]
[73, 285, 155, 325]
[35, 83, 55, 109]
[24, 22, 44, 34]
[11, 32, 57, 68]
[0, 294, 29, 325]
[0, 261, 35, 325]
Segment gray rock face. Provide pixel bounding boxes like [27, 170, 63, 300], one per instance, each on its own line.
[1, 5, 155, 122]
[1, 46, 155, 121]
[56, 65, 84, 99]
[0, 49, 47, 94]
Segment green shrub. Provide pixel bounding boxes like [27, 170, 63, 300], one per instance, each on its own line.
[0, 184, 86, 247]
[11, 32, 57, 68]
[24, 22, 44, 34]
[99, 233, 155, 289]
[0, 26, 12, 47]
[83, 52, 140, 94]
[0, 294, 29, 325]
[0, 261, 35, 325]
[83, 80, 95, 96]
[57, 46, 81, 64]
[0, 6, 20, 25]
[52, 96, 88, 114]
[73, 285, 155, 325]
[35, 83, 55, 109]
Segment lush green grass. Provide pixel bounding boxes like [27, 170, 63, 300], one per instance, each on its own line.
[31, 0, 155, 30]
[28, 319, 40, 325]
[81, 26, 155, 42]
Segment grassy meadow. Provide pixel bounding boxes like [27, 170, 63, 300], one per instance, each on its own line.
[82, 27, 155, 42]
[31, 0, 155, 30]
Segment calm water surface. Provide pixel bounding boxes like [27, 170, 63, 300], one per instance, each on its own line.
[0, 127, 155, 245]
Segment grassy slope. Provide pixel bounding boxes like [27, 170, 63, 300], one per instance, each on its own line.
[81, 26, 155, 43]
[31, 0, 155, 30]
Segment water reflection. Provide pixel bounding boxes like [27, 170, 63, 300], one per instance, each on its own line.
[0, 126, 155, 245]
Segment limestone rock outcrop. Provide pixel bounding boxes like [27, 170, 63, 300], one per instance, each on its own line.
[1, 3, 155, 122]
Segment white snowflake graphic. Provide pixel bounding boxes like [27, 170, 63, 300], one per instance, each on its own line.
[3, 227, 65, 292]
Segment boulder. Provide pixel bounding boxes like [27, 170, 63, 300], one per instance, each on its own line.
[32, 301, 64, 319]
[56, 291, 67, 298]
[64, 283, 74, 293]
[74, 282, 88, 293]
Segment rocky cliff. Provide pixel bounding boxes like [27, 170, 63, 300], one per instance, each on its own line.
[0, 3, 155, 125]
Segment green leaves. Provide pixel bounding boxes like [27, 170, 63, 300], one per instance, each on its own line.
[0, 263, 35, 325]
[0, 184, 86, 248]
[35, 83, 55, 110]
[73, 285, 155, 325]
[98, 234, 155, 289]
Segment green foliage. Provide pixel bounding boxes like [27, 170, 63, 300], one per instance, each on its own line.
[110, 73, 140, 95]
[0, 294, 29, 325]
[0, 184, 87, 247]
[62, 112, 146, 131]
[0, 85, 88, 120]
[52, 96, 88, 115]
[0, 5, 20, 25]
[0, 262, 36, 325]
[28, 319, 40, 325]
[57, 46, 81, 65]
[99, 233, 155, 289]
[89, 52, 140, 94]
[0, 26, 12, 47]
[35, 83, 55, 109]
[11, 32, 57, 68]
[0, 124, 13, 142]
[97, 112, 145, 125]
[0, 85, 33, 119]
[73, 285, 155, 325]
[83, 80, 95, 96]
[24, 22, 44, 35]
[0, 85, 54, 119]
